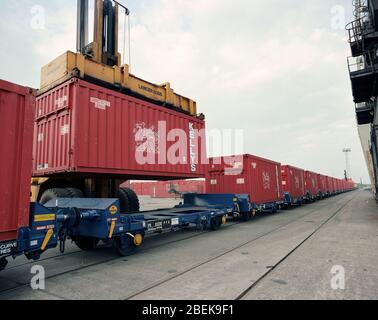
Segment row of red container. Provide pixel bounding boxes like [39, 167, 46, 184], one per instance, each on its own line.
[284, 166, 356, 199]
[124, 155, 356, 203]
[123, 180, 205, 198]
[205, 155, 356, 205]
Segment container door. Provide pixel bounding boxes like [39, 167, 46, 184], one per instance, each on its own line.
[275, 165, 281, 199]
[34, 83, 72, 174]
[0, 82, 34, 241]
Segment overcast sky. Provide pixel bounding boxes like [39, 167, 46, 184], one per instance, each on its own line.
[0, 0, 369, 183]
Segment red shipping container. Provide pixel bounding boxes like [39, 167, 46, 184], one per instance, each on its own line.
[183, 180, 205, 194]
[317, 174, 327, 194]
[332, 178, 338, 192]
[326, 176, 334, 193]
[33, 78, 206, 180]
[152, 180, 205, 198]
[125, 181, 152, 196]
[304, 171, 318, 197]
[132, 183, 143, 195]
[206, 154, 282, 205]
[0, 80, 35, 242]
[281, 165, 305, 198]
[151, 182, 175, 198]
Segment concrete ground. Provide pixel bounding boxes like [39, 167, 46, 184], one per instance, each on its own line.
[0, 190, 377, 300]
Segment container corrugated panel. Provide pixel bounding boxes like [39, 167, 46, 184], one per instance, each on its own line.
[281, 165, 305, 198]
[332, 178, 339, 191]
[304, 171, 318, 196]
[317, 174, 327, 194]
[141, 182, 154, 195]
[326, 176, 334, 193]
[151, 182, 174, 198]
[348, 179, 355, 190]
[337, 179, 342, 192]
[0, 80, 35, 242]
[33, 78, 206, 180]
[206, 154, 282, 205]
[123, 181, 154, 196]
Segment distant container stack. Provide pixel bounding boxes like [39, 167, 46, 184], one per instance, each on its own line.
[124, 180, 205, 198]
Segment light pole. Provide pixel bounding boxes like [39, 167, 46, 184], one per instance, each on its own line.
[343, 148, 352, 180]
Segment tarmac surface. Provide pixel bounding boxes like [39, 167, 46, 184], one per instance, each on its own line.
[0, 190, 377, 300]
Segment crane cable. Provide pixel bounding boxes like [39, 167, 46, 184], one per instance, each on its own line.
[122, 5, 131, 72]
[123, 10, 127, 65]
[128, 12, 131, 72]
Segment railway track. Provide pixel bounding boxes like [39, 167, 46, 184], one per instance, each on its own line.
[0, 220, 243, 296]
[124, 192, 357, 300]
[235, 192, 357, 300]
[0, 192, 355, 299]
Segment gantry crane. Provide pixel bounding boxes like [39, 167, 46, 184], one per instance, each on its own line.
[40, 0, 197, 116]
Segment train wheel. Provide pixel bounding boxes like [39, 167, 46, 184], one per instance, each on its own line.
[74, 236, 99, 251]
[241, 211, 252, 222]
[113, 234, 143, 257]
[119, 188, 131, 212]
[0, 258, 8, 271]
[210, 217, 222, 231]
[39, 188, 71, 205]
